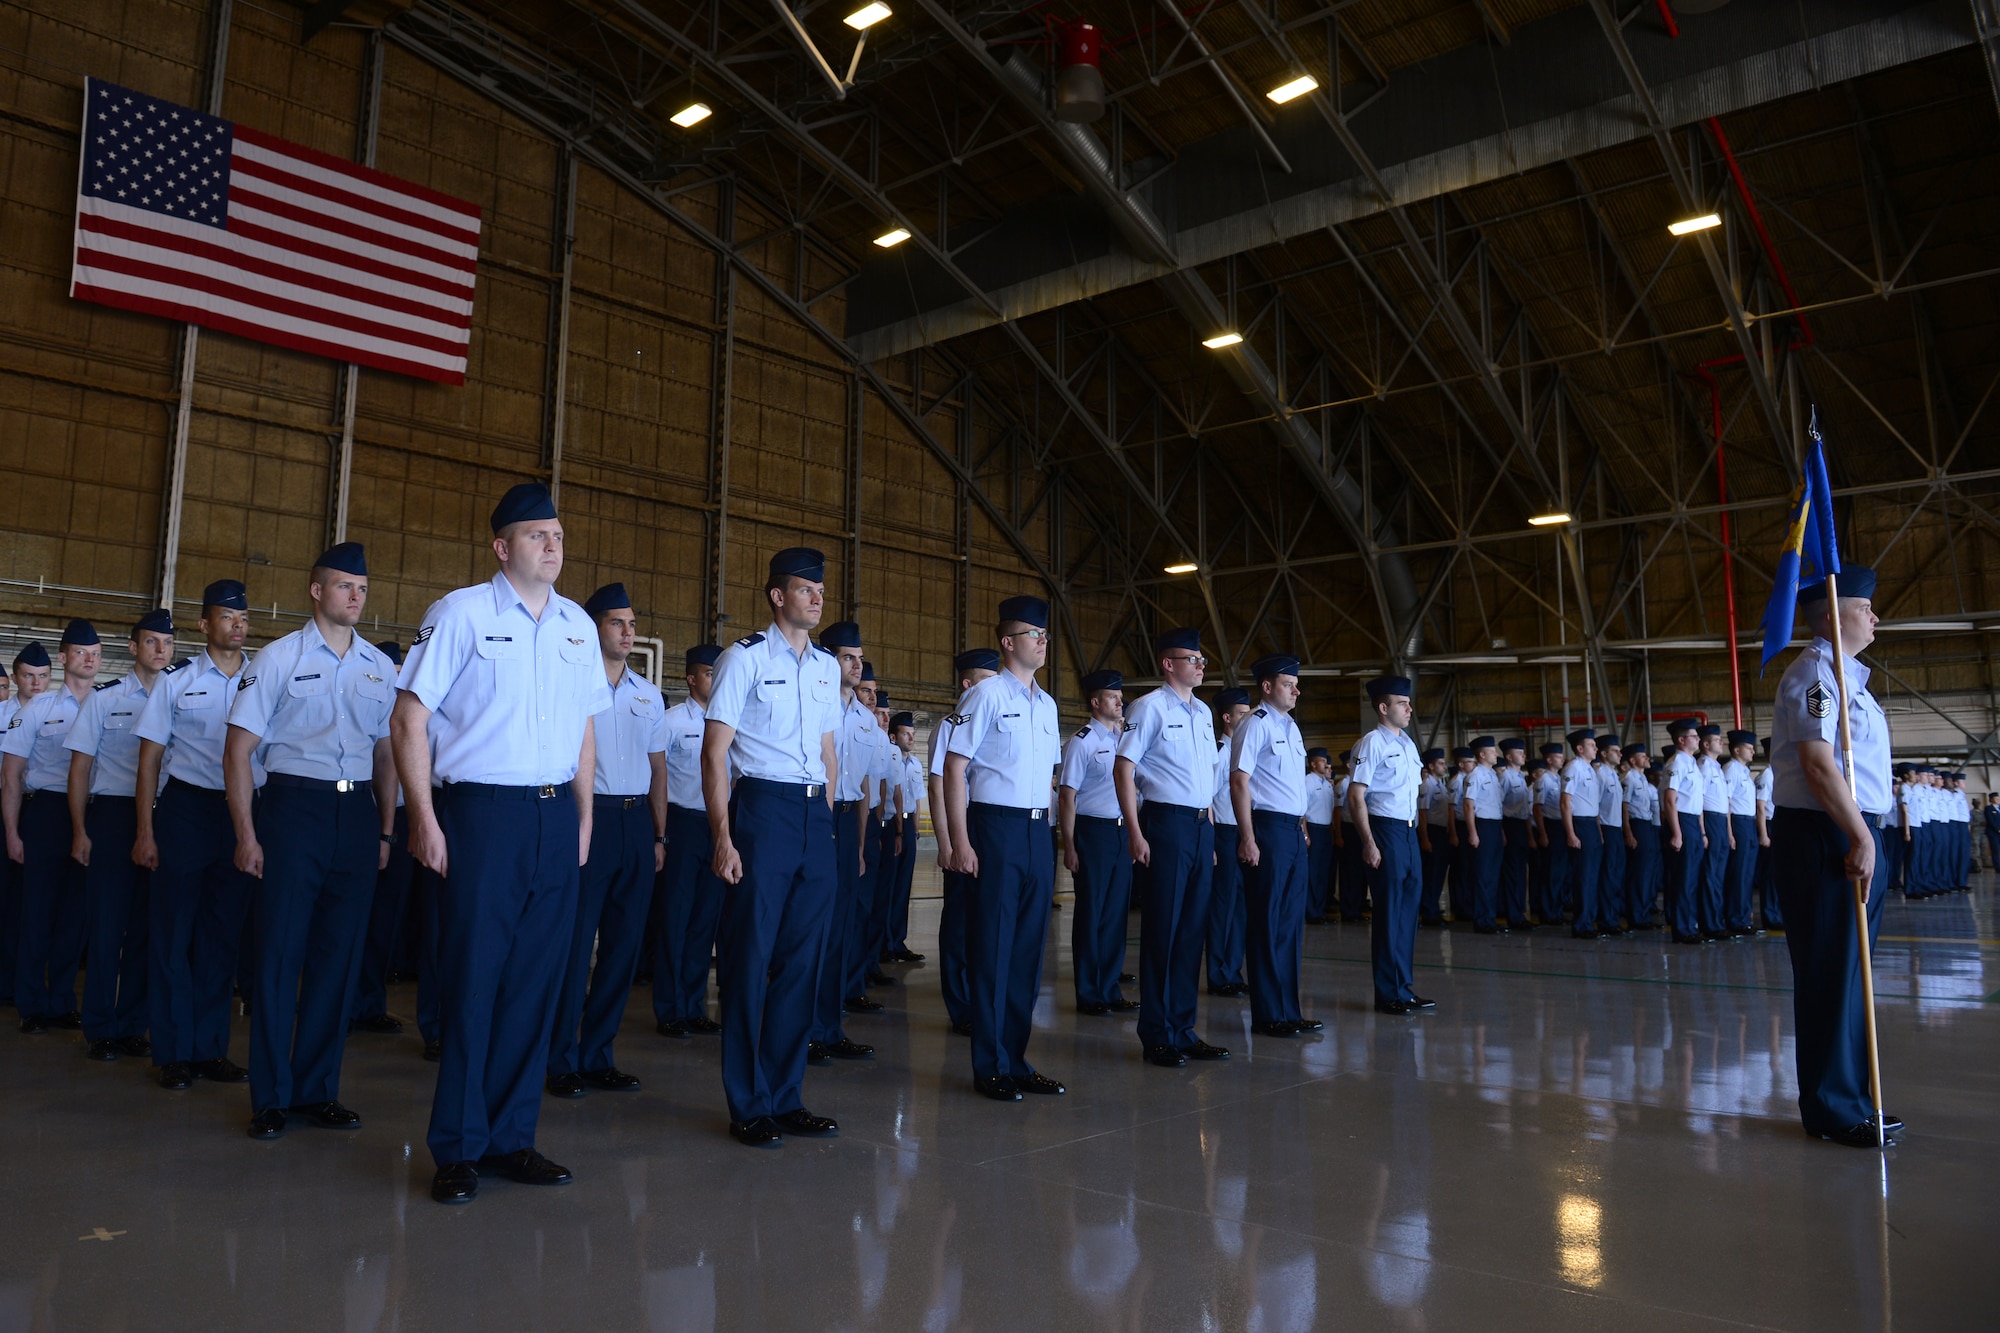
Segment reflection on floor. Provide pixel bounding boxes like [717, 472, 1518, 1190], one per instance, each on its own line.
[3, 875, 1997, 1331]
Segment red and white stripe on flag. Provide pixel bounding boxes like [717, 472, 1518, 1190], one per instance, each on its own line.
[70, 77, 483, 385]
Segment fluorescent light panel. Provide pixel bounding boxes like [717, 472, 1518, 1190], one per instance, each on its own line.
[1528, 511, 1572, 526]
[1201, 332, 1243, 349]
[670, 102, 712, 128]
[872, 227, 911, 247]
[1163, 562, 1199, 575]
[845, 3, 892, 28]
[1668, 213, 1722, 236]
[1266, 74, 1318, 104]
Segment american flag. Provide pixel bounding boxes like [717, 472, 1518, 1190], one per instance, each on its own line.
[70, 78, 483, 385]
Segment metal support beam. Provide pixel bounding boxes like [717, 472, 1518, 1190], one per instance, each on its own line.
[329, 30, 384, 548]
[545, 148, 577, 506]
[1974, 0, 2000, 121]
[707, 181, 737, 639]
[157, 0, 232, 612]
[845, 367, 863, 613]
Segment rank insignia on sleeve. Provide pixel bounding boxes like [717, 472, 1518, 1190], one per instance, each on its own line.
[5, 716, 18, 729]
[1805, 681, 1831, 719]
[238, 676, 255, 690]
[947, 713, 970, 726]
[413, 626, 434, 644]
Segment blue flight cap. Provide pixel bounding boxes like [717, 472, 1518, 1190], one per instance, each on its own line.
[1727, 729, 1756, 748]
[860, 662, 877, 683]
[1421, 747, 1445, 762]
[819, 621, 862, 650]
[1452, 746, 1475, 760]
[1470, 735, 1496, 750]
[375, 639, 404, 665]
[998, 595, 1049, 628]
[1155, 626, 1202, 655]
[1081, 669, 1123, 693]
[203, 579, 248, 612]
[1500, 737, 1526, 752]
[1540, 742, 1565, 757]
[1668, 716, 1702, 736]
[890, 711, 914, 730]
[874, 690, 889, 707]
[1252, 654, 1300, 680]
[769, 546, 825, 583]
[583, 582, 632, 619]
[1366, 674, 1412, 699]
[1799, 564, 1876, 604]
[133, 609, 174, 637]
[1213, 687, 1251, 709]
[954, 648, 1001, 674]
[60, 618, 99, 647]
[686, 644, 722, 669]
[1338, 750, 1351, 762]
[14, 641, 49, 669]
[1597, 735, 1622, 751]
[1760, 736, 1772, 750]
[1307, 746, 1329, 760]
[490, 482, 557, 533]
[1697, 723, 1722, 738]
[312, 541, 367, 576]
[1566, 728, 1595, 748]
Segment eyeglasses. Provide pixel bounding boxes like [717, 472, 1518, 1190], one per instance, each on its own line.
[1004, 628, 1050, 642]
[1164, 654, 1206, 667]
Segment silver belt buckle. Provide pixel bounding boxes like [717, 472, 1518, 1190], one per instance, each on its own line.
[806, 784, 823, 799]
[1030, 808, 1045, 820]
[538, 785, 557, 798]
[335, 779, 355, 793]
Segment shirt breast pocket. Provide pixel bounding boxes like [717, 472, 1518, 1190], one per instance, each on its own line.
[176, 688, 222, 733]
[354, 675, 394, 731]
[102, 709, 134, 733]
[754, 677, 799, 732]
[475, 634, 529, 696]
[285, 672, 336, 728]
[994, 712, 1022, 759]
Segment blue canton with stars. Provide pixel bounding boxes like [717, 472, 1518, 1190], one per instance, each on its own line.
[81, 78, 232, 228]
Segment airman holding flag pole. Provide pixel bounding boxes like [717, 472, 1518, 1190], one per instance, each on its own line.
[1763, 416, 1893, 1148]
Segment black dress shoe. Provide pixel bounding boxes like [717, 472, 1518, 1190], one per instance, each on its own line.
[431, 1162, 480, 1203]
[17, 1016, 48, 1035]
[352, 1013, 404, 1035]
[1474, 926, 1500, 935]
[545, 1072, 587, 1099]
[1291, 1017, 1324, 1031]
[1405, 996, 1436, 1011]
[1672, 933, 1705, 945]
[656, 1019, 690, 1038]
[1077, 1002, 1111, 1016]
[949, 1021, 974, 1037]
[247, 1108, 287, 1140]
[193, 1057, 248, 1083]
[774, 1108, 838, 1137]
[1108, 997, 1141, 1012]
[730, 1117, 783, 1148]
[1016, 1071, 1066, 1095]
[1180, 1040, 1230, 1061]
[888, 948, 926, 962]
[158, 1062, 193, 1090]
[113, 1035, 151, 1057]
[579, 1067, 641, 1091]
[1117, 973, 1137, 985]
[52, 1011, 82, 1030]
[805, 1042, 834, 1066]
[1870, 1111, 1906, 1133]
[422, 1038, 442, 1062]
[843, 996, 884, 1014]
[1375, 1000, 1413, 1016]
[865, 970, 895, 987]
[686, 1016, 722, 1035]
[86, 1039, 118, 1061]
[1145, 1044, 1188, 1068]
[1818, 1122, 1897, 1148]
[291, 1101, 362, 1129]
[826, 1038, 875, 1060]
[1251, 1021, 1299, 1037]
[478, 1148, 573, 1185]
[975, 1076, 1022, 1101]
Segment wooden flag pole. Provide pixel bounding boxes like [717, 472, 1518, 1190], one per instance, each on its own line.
[1819, 569, 1888, 1147]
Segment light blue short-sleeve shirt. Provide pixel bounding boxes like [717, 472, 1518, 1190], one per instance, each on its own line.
[136, 651, 262, 791]
[1466, 764, 1503, 820]
[1664, 751, 1704, 817]
[1304, 771, 1336, 825]
[661, 696, 709, 810]
[1562, 757, 1602, 817]
[1724, 758, 1757, 817]
[944, 670, 1061, 809]
[1624, 769, 1659, 824]
[695, 623, 841, 787]
[1500, 766, 1533, 819]
[1059, 718, 1124, 821]
[592, 668, 667, 797]
[2, 687, 87, 792]
[1228, 705, 1305, 817]
[1349, 725, 1420, 821]
[227, 623, 395, 782]
[66, 675, 157, 798]
[397, 573, 613, 787]
[1771, 638, 1891, 815]
[1115, 688, 1216, 809]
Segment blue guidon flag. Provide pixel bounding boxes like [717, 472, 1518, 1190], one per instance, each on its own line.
[1758, 408, 1843, 672]
[69, 77, 483, 384]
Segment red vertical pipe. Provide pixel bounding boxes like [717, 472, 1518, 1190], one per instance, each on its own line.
[1690, 367, 1746, 728]
[1652, 0, 1680, 37]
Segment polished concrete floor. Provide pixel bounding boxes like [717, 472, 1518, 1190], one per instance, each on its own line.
[4, 870, 1998, 1332]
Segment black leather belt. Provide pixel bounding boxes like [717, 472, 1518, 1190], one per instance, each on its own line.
[969, 802, 1046, 820]
[835, 798, 860, 811]
[166, 777, 226, 799]
[738, 777, 825, 800]
[447, 781, 564, 800]
[268, 773, 370, 793]
[594, 794, 645, 809]
[1146, 803, 1209, 822]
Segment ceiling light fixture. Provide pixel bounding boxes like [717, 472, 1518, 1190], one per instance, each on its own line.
[1163, 562, 1199, 575]
[873, 227, 911, 248]
[1528, 511, 1572, 527]
[670, 102, 712, 128]
[1668, 213, 1722, 236]
[844, 2, 892, 28]
[1201, 332, 1243, 349]
[1266, 74, 1318, 104]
